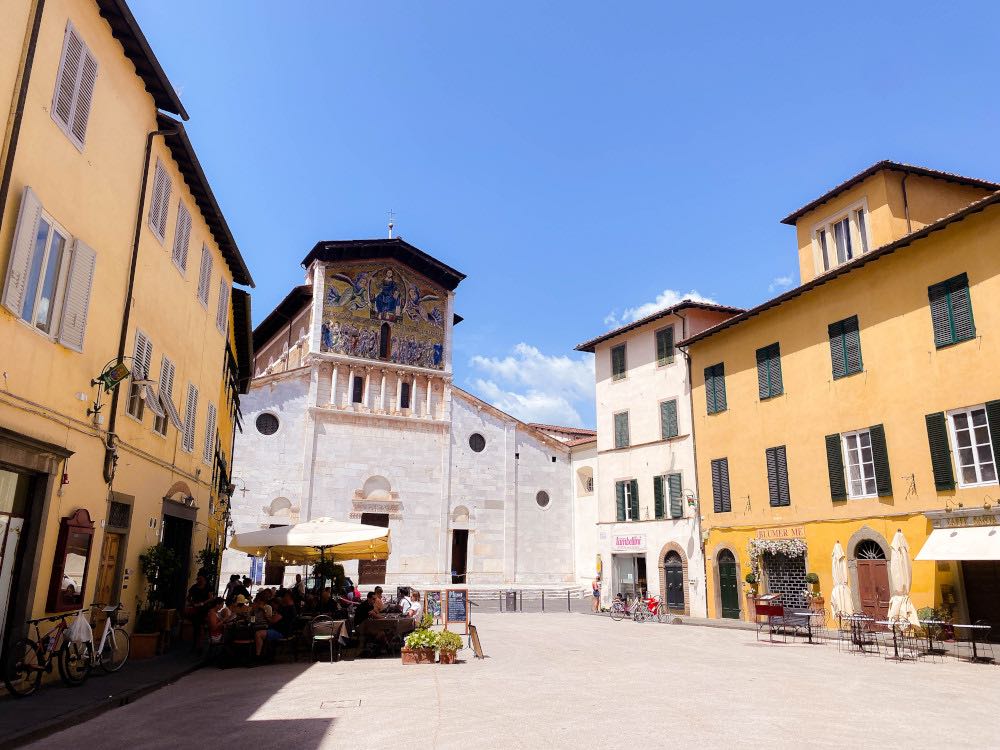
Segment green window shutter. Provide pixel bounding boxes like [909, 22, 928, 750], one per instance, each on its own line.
[711, 458, 730, 512]
[949, 275, 975, 343]
[829, 317, 861, 378]
[629, 479, 640, 520]
[828, 321, 846, 379]
[656, 327, 675, 365]
[615, 481, 626, 521]
[766, 446, 790, 507]
[768, 344, 783, 396]
[756, 343, 783, 399]
[825, 433, 847, 501]
[667, 473, 683, 518]
[653, 475, 665, 519]
[928, 280, 952, 347]
[706, 363, 727, 414]
[925, 412, 955, 491]
[930, 273, 975, 348]
[660, 399, 678, 439]
[868, 423, 893, 497]
[614, 412, 629, 449]
[704, 365, 715, 413]
[984, 401, 1000, 476]
[611, 344, 626, 380]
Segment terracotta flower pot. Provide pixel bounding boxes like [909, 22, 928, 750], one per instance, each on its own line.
[131, 632, 160, 660]
[439, 650, 458, 664]
[401, 647, 435, 665]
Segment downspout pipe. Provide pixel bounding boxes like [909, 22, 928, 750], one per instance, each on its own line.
[0, 0, 45, 236]
[103, 127, 178, 483]
[901, 173, 912, 235]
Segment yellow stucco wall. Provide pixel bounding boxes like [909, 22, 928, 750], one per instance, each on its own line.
[0, 0, 245, 625]
[692, 196, 1000, 622]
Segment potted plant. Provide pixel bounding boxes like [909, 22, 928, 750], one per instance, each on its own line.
[804, 572, 824, 611]
[401, 628, 437, 664]
[137, 543, 182, 654]
[437, 630, 463, 664]
[312, 560, 345, 594]
[744, 571, 760, 619]
[131, 602, 160, 660]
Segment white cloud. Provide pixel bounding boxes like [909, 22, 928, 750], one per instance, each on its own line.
[467, 343, 594, 425]
[768, 275, 794, 293]
[604, 288, 717, 329]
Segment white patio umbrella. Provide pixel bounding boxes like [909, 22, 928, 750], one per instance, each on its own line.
[829, 541, 854, 618]
[887, 529, 920, 626]
[229, 517, 390, 563]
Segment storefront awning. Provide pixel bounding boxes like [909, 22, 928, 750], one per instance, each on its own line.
[915, 526, 1000, 561]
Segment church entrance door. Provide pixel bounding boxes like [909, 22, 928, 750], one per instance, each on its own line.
[451, 529, 468, 584]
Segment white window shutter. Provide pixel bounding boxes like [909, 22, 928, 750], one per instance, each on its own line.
[52, 23, 83, 132]
[159, 358, 184, 430]
[197, 245, 212, 304]
[69, 48, 97, 146]
[149, 160, 170, 240]
[182, 384, 198, 452]
[171, 202, 191, 271]
[203, 403, 217, 463]
[2, 187, 43, 316]
[216, 279, 229, 333]
[131, 331, 148, 377]
[56, 238, 97, 352]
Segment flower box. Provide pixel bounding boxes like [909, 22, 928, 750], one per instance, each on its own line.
[131, 632, 160, 660]
[439, 650, 458, 664]
[401, 647, 435, 665]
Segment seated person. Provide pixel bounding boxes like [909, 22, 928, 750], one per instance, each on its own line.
[251, 591, 284, 656]
[316, 587, 336, 615]
[185, 574, 213, 648]
[274, 591, 298, 638]
[404, 590, 423, 621]
[206, 597, 232, 645]
[228, 594, 251, 623]
[353, 591, 382, 631]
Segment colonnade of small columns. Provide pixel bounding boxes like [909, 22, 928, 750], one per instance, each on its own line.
[326, 362, 443, 419]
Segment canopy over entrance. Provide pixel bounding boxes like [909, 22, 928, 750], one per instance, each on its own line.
[916, 526, 1000, 561]
[230, 517, 390, 563]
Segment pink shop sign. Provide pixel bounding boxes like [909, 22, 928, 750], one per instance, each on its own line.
[612, 534, 645, 553]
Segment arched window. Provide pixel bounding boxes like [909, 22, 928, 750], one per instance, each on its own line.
[379, 323, 391, 360]
[856, 539, 886, 559]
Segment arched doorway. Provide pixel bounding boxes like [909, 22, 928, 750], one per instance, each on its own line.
[854, 538, 889, 622]
[717, 549, 740, 619]
[664, 552, 685, 612]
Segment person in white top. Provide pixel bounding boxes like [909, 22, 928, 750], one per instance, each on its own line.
[406, 590, 423, 621]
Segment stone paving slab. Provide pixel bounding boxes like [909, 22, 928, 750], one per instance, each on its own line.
[22, 613, 1000, 749]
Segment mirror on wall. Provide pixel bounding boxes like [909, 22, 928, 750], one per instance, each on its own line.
[47, 509, 95, 612]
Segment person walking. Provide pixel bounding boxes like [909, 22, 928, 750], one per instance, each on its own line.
[591, 578, 601, 613]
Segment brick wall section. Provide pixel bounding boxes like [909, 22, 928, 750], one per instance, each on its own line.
[762, 553, 807, 611]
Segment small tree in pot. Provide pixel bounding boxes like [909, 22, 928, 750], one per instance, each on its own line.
[134, 544, 182, 658]
[437, 630, 463, 665]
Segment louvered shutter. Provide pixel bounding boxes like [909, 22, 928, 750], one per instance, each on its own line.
[56, 238, 96, 352]
[868, 424, 892, 497]
[843, 317, 862, 375]
[985, 401, 1000, 477]
[611, 345, 626, 379]
[132, 331, 150, 379]
[628, 479, 639, 521]
[182, 384, 198, 452]
[653, 476, 665, 519]
[928, 280, 951, 347]
[52, 24, 84, 132]
[160, 359, 184, 430]
[706, 363, 727, 414]
[171, 203, 192, 272]
[924, 412, 955, 490]
[148, 160, 170, 239]
[776, 446, 790, 506]
[615, 482, 626, 521]
[69, 48, 97, 146]
[667, 473, 683, 518]
[711, 458, 731, 513]
[825, 434, 847, 501]
[767, 344, 783, 396]
[756, 347, 770, 399]
[660, 399, 678, 439]
[828, 321, 846, 379]
[656, 327, 674, 365]
[948, 275, 975, 343]
[614, 412, 629, 448]
[216, 279, 229, 333]
[203, 403, 218, 463]
[767, 447, 790, 507]
[2, 187, 43, 315]
[197, 246, 212, 304]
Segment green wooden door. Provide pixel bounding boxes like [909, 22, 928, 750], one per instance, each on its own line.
[718, 550, 740, 619]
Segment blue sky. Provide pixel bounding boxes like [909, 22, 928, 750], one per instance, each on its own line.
[131, 1, 1000, 428]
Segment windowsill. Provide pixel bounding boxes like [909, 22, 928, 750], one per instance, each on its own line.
[599, 434, 691, 455]
[957, 479, 999, 490]
[124, 411, 145, 426]
[934, 335, 977, 351]
[847, 493, 878, 501]
[599, 517, 690, 526]
[611, 376, 627, 383]
[656, 359, 676, 368]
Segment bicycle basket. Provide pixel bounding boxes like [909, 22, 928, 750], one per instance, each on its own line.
[113, 609, 130, 626]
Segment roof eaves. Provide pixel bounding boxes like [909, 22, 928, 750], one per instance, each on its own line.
[574, 300, 744, 353]
[301, 238, 466, 291]
[682, 190, 1000, 348]
[780, 161, 1000, 226]
[157, 114, 254, 287]
[231, 289, 253, 394]
[96, 0, 188, 120]
[252, 285, 313, 352]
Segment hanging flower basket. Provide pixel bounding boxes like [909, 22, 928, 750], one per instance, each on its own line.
[747, 538, 807, 575]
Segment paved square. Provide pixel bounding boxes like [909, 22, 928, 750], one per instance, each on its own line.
[30, 614, 1000, 749]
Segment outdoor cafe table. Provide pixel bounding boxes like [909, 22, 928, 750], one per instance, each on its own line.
[791, 611, 825, 644]
[952, 623, 993, 663]
[918, 619, 948, 656]
[876, 620, 916, 661]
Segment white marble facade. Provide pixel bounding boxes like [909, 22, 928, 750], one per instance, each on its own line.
[222, 239, 589, 590]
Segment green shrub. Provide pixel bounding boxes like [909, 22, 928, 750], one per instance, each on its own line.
[744, 572, 758, 585]
[804, 572, 820, 585]
[404, 629, 438, 650]
[437, 630, 463, 653]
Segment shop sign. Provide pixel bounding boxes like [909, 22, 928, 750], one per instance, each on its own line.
[612, 533, 645, 552]
[944, 513, 1000, 529]
[756, 526, 805, 540]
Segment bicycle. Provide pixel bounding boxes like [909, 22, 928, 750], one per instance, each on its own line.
[87, 603, 130, 673]
[609, 594, 667, 623]
[3, 611, 91, 697]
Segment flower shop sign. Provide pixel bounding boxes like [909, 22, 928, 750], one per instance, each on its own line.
[756, 526, 804, 539]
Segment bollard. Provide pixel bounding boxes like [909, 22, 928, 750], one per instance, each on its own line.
[519, 590, 522, 612]
[567, 590, 571, 612]
[542, 589, 545, 612]
[499, 590, 502, 612]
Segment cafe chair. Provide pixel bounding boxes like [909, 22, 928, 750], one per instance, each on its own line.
[958, 620, 995, 664]
[310, 615, 341, 663]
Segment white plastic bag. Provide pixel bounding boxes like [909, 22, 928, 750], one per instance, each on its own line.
[68, 609, 93, 644]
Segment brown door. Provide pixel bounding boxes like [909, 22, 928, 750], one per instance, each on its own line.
[857, 559, 890, 621]
[962, 561, 1000, 637]
[358, 513, 389, 585]
[94, 532, 122, 605]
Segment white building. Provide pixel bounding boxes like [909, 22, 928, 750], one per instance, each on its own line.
[575, 301, 741, 616]
[223, 238, 596, 591]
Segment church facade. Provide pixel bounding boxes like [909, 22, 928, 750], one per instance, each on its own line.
[222, 238, 597, 590]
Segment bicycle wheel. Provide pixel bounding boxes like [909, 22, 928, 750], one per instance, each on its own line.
[58, 641, 92, 686]
[100, 628, 130, 673]
[656, 603, 667, 623]
[609, 602, 625, 621]
[3, 638, 42, 698]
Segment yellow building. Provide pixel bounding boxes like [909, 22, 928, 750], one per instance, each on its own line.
[682, 162, 1000, 629]
[0, 0, 254, 648]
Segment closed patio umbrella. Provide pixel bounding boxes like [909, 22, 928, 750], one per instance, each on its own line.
[830, 541, 854, 618]
[887, 529, 920, 626]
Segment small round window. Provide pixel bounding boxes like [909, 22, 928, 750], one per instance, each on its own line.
[469, 433, 486, 453]
[536, 491, 550, 508]
[256, 413, 279, 436]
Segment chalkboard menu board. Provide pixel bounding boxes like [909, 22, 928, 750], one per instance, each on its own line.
[446, 589, 469, 633]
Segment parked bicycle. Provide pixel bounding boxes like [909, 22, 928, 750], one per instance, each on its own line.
[87, 602, 130, 673]
[609, 593, 667, 623]
[3, 611, 90, 697]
